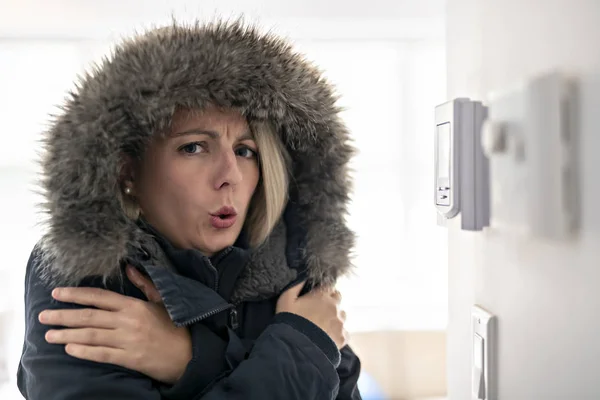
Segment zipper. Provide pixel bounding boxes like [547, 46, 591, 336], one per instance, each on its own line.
[205, 258, 220, 292]
[223, 255, 251, 334]
[178, 303, 234, 327]
[212, 246, 233, 265]
[228, 300, 244, 332]
[179, 301, 242, 331]
[209, 246, 233, 292]
[177, 247, 237, 329]
[229, 307, 240, 331]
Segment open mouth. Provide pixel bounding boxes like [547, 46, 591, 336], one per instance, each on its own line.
[210, 206, 238, 229]
[212, 206, 237, 219]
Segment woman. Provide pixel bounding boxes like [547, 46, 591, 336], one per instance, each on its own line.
[18, 20, 361, 399]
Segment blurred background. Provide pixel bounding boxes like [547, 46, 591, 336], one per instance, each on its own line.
[0, 1, 447, 399]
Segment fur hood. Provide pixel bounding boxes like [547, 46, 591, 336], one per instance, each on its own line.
[38, 20, 355, 300]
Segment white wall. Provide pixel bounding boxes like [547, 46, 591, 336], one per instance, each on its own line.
[446, 1, 600, 399]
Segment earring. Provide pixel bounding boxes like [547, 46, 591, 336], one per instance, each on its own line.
[124, 187, 132, 195]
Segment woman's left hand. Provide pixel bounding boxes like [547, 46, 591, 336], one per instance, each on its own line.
[39, 266, 192, 384]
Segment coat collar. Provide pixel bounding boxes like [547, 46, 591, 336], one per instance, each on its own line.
[130, 218, 301, 325]
[129, 220, 244, 325]
[141, 262, 233, 327]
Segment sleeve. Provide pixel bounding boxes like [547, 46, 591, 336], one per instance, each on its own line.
[196, 318, 341, 400]
[336, 345, 363, 400]
[17, 248, 162, 400]
[161, 312, 343, 400]
[18, 247, 343, 400]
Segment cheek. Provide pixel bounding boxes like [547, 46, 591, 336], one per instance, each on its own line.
[243, 163, 260, 202]
[137, 153, 189, 209]
[139, 158, 172, 195]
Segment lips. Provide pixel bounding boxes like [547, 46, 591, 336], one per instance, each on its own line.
[210, 206, 238, 229]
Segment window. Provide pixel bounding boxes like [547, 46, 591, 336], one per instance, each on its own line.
[294, 38, 448, 332]
[0, 40, 96, 394]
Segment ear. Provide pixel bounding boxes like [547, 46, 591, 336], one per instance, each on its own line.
[118, 153, 141, 219]
[119, 153, 137, 187]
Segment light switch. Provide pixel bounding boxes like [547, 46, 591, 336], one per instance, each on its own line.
[472, 306, 496, 400]
[472, 334, 486, 399]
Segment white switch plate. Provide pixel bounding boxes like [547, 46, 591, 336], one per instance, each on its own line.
[472, 305, 496, 400]
[483, 71, 579, 240]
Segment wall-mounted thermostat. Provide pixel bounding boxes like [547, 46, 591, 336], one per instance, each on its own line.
[435, 98, 490, 231]
[482, 71, 579, 240]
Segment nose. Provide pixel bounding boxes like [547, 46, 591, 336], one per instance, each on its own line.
[214, 150, 242, 190]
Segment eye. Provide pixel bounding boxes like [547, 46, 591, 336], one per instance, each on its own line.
[179, 142, 206, 155]
[235, 146, 257, 159]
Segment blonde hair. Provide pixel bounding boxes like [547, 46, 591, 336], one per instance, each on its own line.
[245, 120, 290, 247]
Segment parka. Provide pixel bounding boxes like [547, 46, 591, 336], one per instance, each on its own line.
[17, 20, 361, 400]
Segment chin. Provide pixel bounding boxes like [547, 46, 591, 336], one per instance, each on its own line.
[201, 230, 240, 255]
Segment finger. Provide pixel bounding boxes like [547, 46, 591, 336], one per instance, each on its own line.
[126, 266, 162, 304]
[342, 329, 350, 347]
[334, 329, 349, 350]
[331, 289, 342, 303]
[318, 285, 336, 296]
[52, 287, 134, 311]
[46, 328, 119, 348]
[65, 343, 128, 367]
[280, 281, 306, 301]
[39, 308, 118, 329]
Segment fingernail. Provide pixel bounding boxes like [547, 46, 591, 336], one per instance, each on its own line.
[45, 331, 55, 342]
[39, 311, 48, 323]
[52, 288, 62, 298]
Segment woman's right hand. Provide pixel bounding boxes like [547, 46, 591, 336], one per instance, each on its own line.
[276, 282, 348, 349]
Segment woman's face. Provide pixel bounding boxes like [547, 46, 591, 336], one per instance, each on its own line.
[134, 106, 260, 255]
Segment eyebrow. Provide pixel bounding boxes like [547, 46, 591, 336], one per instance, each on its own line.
[172, 129, 254, 142]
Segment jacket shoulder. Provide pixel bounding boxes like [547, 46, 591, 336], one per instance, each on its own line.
[25, 241, 142, 298]
[18, 243, 158, 400]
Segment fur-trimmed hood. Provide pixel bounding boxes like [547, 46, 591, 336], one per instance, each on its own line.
[38, 20, 355, 300]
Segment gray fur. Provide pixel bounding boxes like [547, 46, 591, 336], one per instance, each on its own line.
[38, 19, 355, 300]
[231, 219, 297, 302]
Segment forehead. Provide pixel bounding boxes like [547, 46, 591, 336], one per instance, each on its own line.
[170, 106, 249, 132]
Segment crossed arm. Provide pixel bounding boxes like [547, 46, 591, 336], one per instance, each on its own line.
[19, 262, 362, 399]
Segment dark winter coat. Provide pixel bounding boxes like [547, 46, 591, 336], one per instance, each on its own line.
[17, 20, 361, 400]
